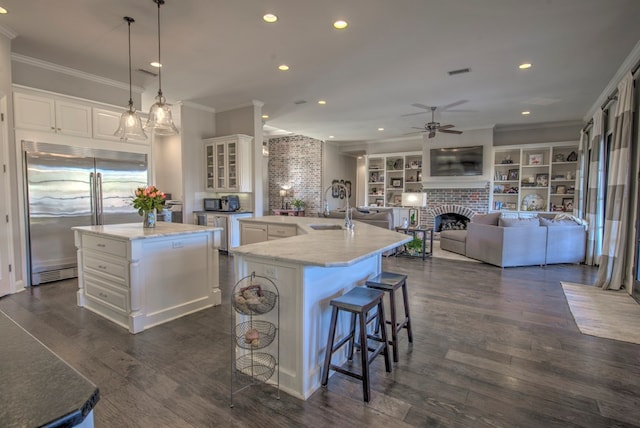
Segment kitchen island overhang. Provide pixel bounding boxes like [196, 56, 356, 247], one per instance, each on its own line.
[232, 216, 410, 400]
[73, 222, 222, 334]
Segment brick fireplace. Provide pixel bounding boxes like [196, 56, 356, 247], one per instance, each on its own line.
[418, 185, 490, 234]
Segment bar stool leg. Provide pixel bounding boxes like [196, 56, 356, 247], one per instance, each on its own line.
[347, 312, 357, 361]
[401, 281, 413, 343]
[388, 287, 399, 363]
[377, 299, 392, 373]
[321, 306, 339, 387]
[358, 311, 370, 402]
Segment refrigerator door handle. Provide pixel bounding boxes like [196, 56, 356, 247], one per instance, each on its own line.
[96, 172, 104, 225]
[89, 172, 96, 225]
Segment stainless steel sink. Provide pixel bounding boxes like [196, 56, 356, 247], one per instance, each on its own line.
[309, 224, 343, 230]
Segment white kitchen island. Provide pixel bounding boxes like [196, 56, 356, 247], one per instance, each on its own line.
[232, 216, 410, 400]
[73, 222, 221, 334]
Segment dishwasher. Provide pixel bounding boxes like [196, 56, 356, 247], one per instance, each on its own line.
[196, 213, 228, 252]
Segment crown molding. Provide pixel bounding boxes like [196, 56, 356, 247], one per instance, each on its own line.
[584, 39, 640, 121]
[0, 24, 17, 40]
[178, 100, 216, 113]
[11, 53, 145, 94]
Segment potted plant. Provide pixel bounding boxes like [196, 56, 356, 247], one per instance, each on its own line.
[405, 237, 423, 256]
[132, 185, 166, 228]
[290, 199, 305, 211]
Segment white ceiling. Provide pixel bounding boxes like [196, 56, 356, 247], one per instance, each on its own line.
[2, 0, 640, 143]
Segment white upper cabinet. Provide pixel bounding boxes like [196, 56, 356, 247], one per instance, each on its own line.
[92, 107, 149, 143]
[204, 134, 253, 192]
[14, 92, 91, 138]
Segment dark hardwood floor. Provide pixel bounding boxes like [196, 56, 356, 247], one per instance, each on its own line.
[2, 254, 639, 427]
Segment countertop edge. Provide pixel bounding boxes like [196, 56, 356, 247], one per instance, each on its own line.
[72, 223, 222, 240]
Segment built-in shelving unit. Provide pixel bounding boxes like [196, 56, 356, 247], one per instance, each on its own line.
[491, 142, 579, 214]
[365, 151, 423, 207]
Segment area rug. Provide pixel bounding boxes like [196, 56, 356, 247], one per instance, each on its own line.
[431, 240, 480, 263]
[561, 281, 640, 345]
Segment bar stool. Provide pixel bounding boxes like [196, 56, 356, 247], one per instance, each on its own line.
[321, 286, 392, 402]
[366, 272, 413, 362]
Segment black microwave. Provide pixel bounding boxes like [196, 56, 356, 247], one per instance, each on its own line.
[204, 198, 222, 211]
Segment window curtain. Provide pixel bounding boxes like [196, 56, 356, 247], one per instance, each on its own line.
[580, 109, 606, 266]
[595, 72, 635, 290]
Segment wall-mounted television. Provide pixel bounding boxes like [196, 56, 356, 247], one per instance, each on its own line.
[430, 145, 483, 177]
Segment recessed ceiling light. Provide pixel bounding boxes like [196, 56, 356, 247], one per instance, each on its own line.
[263, 13, 278, 23]
[278, 64, 289, 71]
[519, 63, 532, 69]
[328, 135, 335, 139]
[0, 7, 8, 14]
[318, 100, 327, 105]
[521, 111, 531, 115]
[333, 20, 348, 30]
[262, 114, 269, 119]
[150, 62, 162, 68]
[378, 127, 384, 131]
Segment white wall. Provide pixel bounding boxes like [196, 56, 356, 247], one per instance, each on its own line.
[174, 103, 216, 222]
[12, 59, 134, 108]
[322, 142, 357, 211]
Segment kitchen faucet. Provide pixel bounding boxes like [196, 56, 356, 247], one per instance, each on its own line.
[323, 184, 354, 230]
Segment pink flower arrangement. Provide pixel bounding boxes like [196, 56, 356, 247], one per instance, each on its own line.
[132, 185, 166, 215]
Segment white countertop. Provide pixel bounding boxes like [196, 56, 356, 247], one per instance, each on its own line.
[72, 222, 222, 240]
[233, 216, 411, 267]
[193, 210, 253, 215]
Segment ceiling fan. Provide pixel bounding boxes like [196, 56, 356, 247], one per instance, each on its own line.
[411, 106, 463, 138]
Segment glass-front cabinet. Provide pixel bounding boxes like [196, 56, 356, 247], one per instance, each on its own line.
[204, 134, 253, 192]
[491, 142, 578, 214]
[365, 151, 423, 208]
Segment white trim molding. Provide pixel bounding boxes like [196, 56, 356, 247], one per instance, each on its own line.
[11, 53, 145, 94]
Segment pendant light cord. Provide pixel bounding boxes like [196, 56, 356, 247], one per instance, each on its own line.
[124, 17, 134, 108]
[155, 0, 164, 97]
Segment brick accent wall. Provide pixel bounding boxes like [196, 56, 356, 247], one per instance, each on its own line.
[268, 135, 323, 214]
[419, 185, 490, 229]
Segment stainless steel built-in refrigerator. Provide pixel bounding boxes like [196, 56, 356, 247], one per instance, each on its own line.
[23, 141, 148, 285]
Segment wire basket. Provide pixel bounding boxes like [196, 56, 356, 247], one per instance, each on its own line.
[235, 353, 276, 382]
[232, 288, 277, 315]
[235, 320, 277, 350]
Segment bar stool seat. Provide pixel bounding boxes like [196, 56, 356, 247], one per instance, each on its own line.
[320, 286, 391, 402]
[366, 272, 413, 362]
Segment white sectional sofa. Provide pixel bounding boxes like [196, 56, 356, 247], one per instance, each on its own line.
[441, 212, 587, 267]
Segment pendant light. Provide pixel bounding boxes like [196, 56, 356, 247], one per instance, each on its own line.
[145, 0, 179, 135]
[114, 17, 147, 140]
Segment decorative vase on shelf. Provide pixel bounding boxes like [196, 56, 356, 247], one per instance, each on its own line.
[143, 209, 157, 228]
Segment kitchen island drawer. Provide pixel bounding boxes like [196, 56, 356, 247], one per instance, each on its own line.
[267, 224, 296, 238]
[83, 234, 126, 257]
[84, 253, 127, 284]
[84, 276, 128, 314]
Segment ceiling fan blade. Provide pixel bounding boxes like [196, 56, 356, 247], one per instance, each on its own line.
[401, 111, 428, 117]
[438, 124, 455, 130]
[438, 129, 463, 134]
[410, 103, 432, 111]
[411, 126, 426, 130]
[440, 99, 468, 111]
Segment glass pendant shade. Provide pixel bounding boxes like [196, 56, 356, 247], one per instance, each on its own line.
[146, 94, 179, 135]
[145, 0, 178, 135]
[115, 103, 147, 139]
[114, 16, 147, 140]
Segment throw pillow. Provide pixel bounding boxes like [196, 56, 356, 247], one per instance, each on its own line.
[499, 217, 540, 227]
[471, 212, 501, 225]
